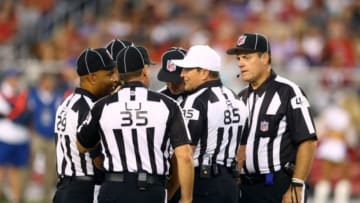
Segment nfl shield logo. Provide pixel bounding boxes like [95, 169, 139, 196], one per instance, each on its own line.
[260, 121, 269, 132]
[166, 60, 176, 72]
[237, 35, 247, 46]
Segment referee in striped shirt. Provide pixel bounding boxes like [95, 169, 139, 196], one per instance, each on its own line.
[173, 45, 247, 203]
[54, 48, 118, 203]
[76, 46, 194, 203]
[157, 47, 188, 104]
[157, 47, 188, 202]
[105, 38, 132, 90]
[227, 33, 318, 203]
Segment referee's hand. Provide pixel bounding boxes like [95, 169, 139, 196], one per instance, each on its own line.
[282, 185, 304, 203]
[93, 155, 104, 170]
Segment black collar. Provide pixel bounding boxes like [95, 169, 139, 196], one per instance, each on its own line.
[74, 88, 98, 101]
[249, 70, 276, 96]
[190, 79, 222, 94]
[121, 81, 146, 89]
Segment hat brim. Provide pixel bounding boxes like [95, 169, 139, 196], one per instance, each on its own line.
[226, 47, 259, 55]
[157, 68, 182, 83]
[172, 59, 198, 68]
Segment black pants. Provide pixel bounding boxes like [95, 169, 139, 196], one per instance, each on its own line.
[53, 176, 95, 203]
[239, 171, 308, 203]
[98, 173, 166, 203]
[193, 165, 238, 203]
[168, 189, 181, 203]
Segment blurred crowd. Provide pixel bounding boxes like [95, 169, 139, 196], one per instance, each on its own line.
[0, 0, 360, 202]
[1, 0, 360, 68]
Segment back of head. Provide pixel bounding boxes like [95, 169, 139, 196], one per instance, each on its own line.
[76, 48, 115, 76]
[116, 46, 149, 74]
[116, 46, 154, 85]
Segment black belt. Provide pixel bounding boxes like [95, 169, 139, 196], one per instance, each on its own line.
[195, 164, 234, 178]
[105, 172, 166, 185]
[59, 175, 94, 182]
[240, 171, 286, 185]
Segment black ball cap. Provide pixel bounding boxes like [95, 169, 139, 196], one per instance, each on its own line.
[77, 48, 116, 76]
[116, 46, 149, 73]
[226, 33, 271, 55]
[105, 39, 132, 59]
[157, 47, 187, 83]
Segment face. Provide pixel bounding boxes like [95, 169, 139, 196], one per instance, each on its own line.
[93, 68, 118, 97]
[167, 80, 185, 95]
[181, 68, 205, 92]
[235, 52, 270, 88]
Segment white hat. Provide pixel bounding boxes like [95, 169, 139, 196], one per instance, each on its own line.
[172, 45, 221, 71]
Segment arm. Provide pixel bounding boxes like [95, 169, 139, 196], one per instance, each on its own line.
[236, 144, 246, 172]
[174, 144, 194, 203]
[167, 145, 196, 199]
[76, 101, 104, 153]
[167, 155, 179, 200]
[293, 139, 317, 180]
[282, 139, 317, 203]
[237, 116, 249, 171]
[76, 139, 90, 153]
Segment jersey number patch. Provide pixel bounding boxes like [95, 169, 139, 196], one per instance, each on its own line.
[224, 108, 240, 124]
[56, 110, 67, 132]
[120, 111, 148, 126]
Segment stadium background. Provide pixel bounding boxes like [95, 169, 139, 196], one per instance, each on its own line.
[0, 0, 359, 202]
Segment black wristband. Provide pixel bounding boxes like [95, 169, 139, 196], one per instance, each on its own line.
[291, 181, 304, 187]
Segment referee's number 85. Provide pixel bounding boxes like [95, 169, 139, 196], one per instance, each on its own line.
[224, 108, 240, 124]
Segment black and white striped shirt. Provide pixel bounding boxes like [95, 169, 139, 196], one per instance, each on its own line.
[77, 81, 191, 175]
[239, 71, 317, 175]
[55, 88, 97, 177]
[182, 80, 247, 167]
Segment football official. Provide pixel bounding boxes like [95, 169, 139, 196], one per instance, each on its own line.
[157, 47, 188, 104]
[77, 46, 194, 203]
[54, 48, 118, 203]
[105, 38, 132, 90]
[156, 47, 188, 202]
[226, 33, 318, 203]
[173, 45, 247, 203]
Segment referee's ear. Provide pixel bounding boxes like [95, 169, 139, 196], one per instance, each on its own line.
[141, 66, 150, 86]
[87, 73, 97, 85]
[260, 52, 271, 65]
[200, 69, 210, 81]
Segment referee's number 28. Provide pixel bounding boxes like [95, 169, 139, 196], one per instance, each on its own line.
[224, 108, 240, 124]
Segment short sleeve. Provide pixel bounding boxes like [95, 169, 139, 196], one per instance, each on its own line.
[77, 100, 105, 148]
[167, 101, 191, 148]
[287, 90, 317, 144]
